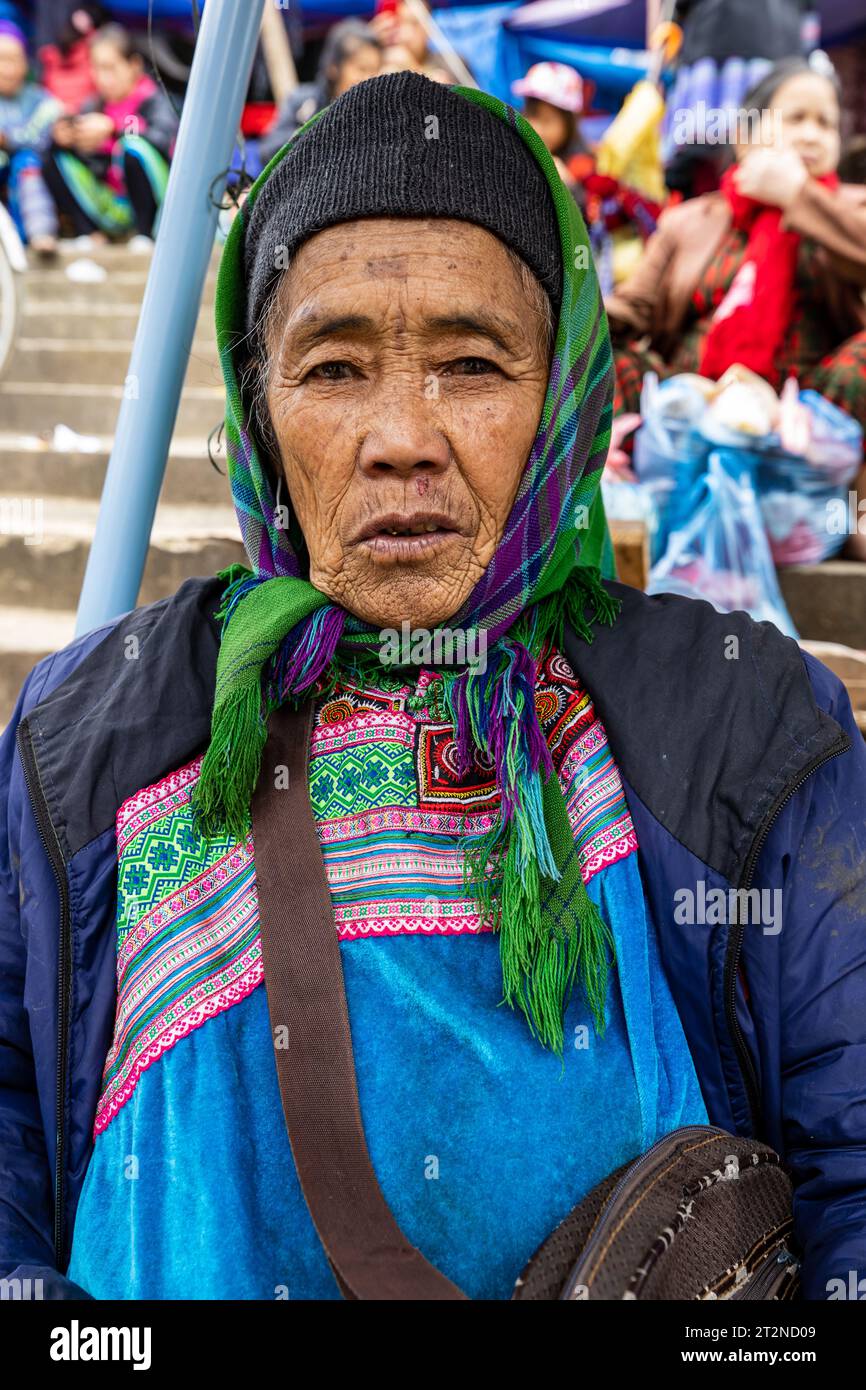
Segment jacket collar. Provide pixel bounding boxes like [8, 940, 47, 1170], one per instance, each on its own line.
[19, 577, 223, 861]
[20, 577, 848, 880]
[564, 583, 849, 885]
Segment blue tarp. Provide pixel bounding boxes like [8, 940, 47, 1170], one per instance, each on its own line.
[41, 0, 866, 44]
[34, 0, 866, 104]
[504, 0, 866, 46]
[434, 3, 650, 108]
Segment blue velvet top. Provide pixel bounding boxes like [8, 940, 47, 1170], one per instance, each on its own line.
[67, 655, 708, 1300]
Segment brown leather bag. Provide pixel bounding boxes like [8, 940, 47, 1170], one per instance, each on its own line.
[513, 1127, 799, 1301]
[251, 700, 800, 1301]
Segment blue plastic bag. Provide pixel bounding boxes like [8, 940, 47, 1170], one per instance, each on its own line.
[633, 378, 862, 569]
[755, 391, 862, 565]
[648, 452, 799, 637]
[632, 374, 710, 563]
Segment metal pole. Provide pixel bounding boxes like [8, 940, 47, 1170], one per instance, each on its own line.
[75, 0, 267, 635]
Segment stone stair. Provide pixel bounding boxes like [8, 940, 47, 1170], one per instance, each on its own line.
[0, 243, 244, 722]
[1, 243, 864, 728]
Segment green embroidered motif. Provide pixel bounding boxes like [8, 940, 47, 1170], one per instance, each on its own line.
[309, 739, 416, 819]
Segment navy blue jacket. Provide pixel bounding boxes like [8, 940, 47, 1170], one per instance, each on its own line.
[1, 577, 865, 1300]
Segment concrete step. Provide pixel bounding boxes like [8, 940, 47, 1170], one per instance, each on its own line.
[0, 381, 226, 437]
[23, 269, 217, 307]
[47, 242, 223, 275]
[20, 302, 216, 344]
[7, 340, 222, 390]
[44, 243, 223, 269]
[0, 498, 244, 610]
[0, 607, 76, 720]
[0, 432, 232, 506]
[779, 561, 866, 649]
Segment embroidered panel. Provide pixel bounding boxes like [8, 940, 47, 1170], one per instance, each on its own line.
[96, 645, 637, 1131]
[308, 646, 638, 939]
[96, 758, 261, 1135]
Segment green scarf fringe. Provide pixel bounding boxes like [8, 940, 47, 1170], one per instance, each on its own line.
[195, 564, 621, 1057]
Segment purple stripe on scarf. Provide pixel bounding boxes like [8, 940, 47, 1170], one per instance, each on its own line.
[284, 605, 346, 693]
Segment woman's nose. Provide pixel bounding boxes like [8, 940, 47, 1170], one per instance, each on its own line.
[356, 392, 451, 477]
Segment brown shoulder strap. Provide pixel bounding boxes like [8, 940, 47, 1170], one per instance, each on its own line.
[251, 698, 469, 1301]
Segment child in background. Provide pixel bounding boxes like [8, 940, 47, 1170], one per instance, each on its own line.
[42, 22, 177, 247]
[607, 58, 866, 561]
[512, 61, 663, 293]
[0, 19, 62, 255]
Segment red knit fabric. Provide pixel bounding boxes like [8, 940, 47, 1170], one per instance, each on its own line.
[699, 168, 840, 387]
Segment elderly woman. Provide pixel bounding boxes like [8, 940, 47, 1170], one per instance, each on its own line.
[1, 72, 865, 1303]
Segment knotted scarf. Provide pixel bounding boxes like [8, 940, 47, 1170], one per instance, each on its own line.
[192, 87, 620, 1056]
[700, 165, 840, 388]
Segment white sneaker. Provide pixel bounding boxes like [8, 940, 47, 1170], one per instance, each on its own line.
[128, 234, 154, 255]
[65, 257, 108, 284]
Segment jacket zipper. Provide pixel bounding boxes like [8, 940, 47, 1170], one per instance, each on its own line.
[729, 1247, 799, 1300]
[17, 722, 71, 1271]
[725, 732, 851, 1134]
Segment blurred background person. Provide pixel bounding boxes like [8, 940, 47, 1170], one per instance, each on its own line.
[665, 0, 813, 196]
[42, 21, 177, 247]
[259, 18, 382, 166]
[37, 2, 107, 112]
[512, 59, 663, 292]
[372, 0, 458, 83]
[607, 56, 866, 557]
[512, 59, 590, 181]
[0, 17, 62, 255]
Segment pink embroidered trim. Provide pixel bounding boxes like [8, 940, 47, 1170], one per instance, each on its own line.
[94, 952, 263, 1135]
[317, 805, 499, 843]
[335, 906, 490, 940]
[116, 754, 203, 855]
[116, 835, 255, 976]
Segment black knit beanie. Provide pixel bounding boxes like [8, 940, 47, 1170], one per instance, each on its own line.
[243, 70, 563, 340]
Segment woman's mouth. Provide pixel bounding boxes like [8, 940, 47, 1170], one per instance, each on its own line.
[354, 512, 463, 562]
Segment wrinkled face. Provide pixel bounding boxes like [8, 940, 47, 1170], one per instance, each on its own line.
[329, 40, 381, 98]
[263, 218, 550, 630]
[90, 39, 141, 103]
[0, 36, 27, 97]
[746, 71, 841, 177]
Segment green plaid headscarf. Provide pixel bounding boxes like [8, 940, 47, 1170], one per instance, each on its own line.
[192, 84, 621, 1056]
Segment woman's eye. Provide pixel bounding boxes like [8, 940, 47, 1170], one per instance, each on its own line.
[443, 357, 500, 376]
[309, 361, 355, 381]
